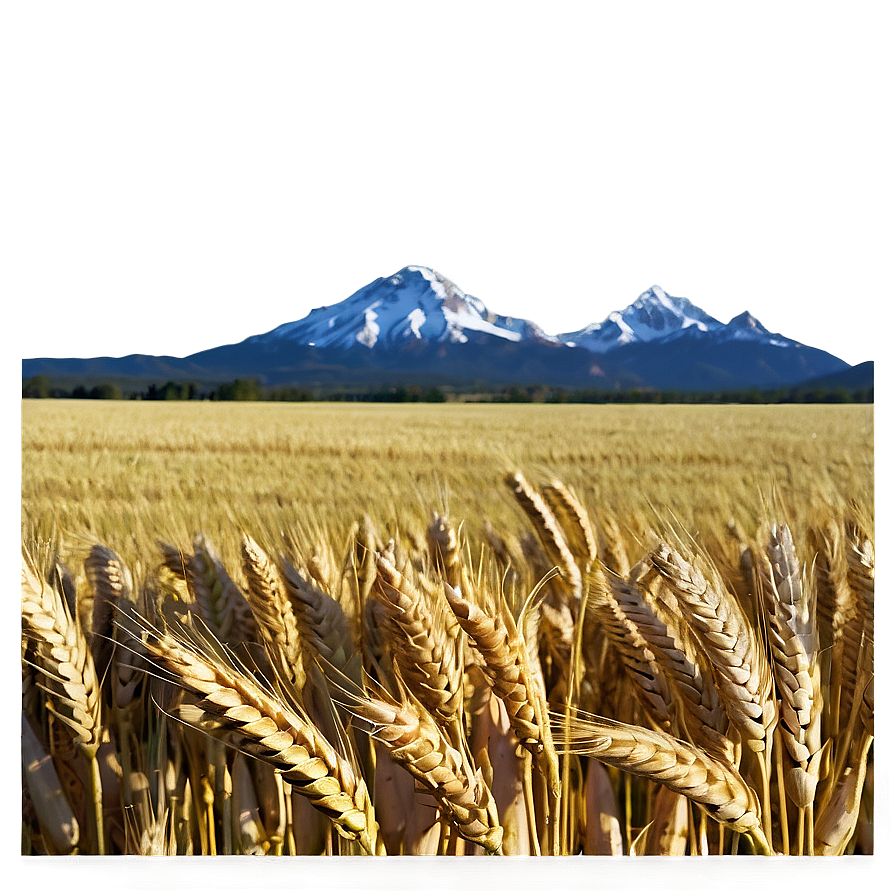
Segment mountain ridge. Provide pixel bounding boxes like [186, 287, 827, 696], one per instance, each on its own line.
[23, 265, 855, 392]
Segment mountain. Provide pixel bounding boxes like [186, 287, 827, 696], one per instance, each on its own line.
[247, 265, 555, 350]
[792, 360, 873, 393]
[23, 267, 855, 393]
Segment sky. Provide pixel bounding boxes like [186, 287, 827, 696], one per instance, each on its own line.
[4, 2, 893, 367]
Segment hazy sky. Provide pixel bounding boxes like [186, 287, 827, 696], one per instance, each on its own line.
[6, 2, 894, 366]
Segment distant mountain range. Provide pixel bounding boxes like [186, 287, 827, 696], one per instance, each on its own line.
[23, 266, 867, 393]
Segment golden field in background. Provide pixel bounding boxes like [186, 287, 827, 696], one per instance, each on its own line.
[22, 400, 873, 567]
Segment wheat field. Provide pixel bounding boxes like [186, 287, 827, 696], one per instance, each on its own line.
[21, 400, 873, 857]
[22, 401, 872, 563]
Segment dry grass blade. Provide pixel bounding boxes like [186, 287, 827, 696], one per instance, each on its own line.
[642, 785, 689, 856]
[345, 689, 504, 854]
[560, 714, 766, 844]
[580, 759, 623, 855]
[814, 733, 873, 856]
[138, 622, 383, 855]
[22, 713, 80, 854]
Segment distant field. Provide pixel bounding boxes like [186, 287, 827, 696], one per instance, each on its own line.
[21, 400, 873, 567]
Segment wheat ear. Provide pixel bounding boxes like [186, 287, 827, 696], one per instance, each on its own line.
[759, 525, 822, 809]
[139, 623, 383, 855]
[847, 524, 874, 733]
[601, 568, 732, 759]
[372, 554, 463, 727]
[183, 536, 257, 646]
[426, 513, 468, 593]
[240, 535, 304, 689]
[585, 567, 674, 731]
[85, 546, 131, 683]
[22, 555, 103, 756]
[651, 545, 775, 754]
[506, 472, 582, 604]
[846, 525, 874, 650]
[22, 553, 106, 853]
[443, 581, 561, 848]
[443, 584, 548, 753]
[280, 557, 357, 675]
[598, 516, 631, 577]
[808, 519, 853, 741]
[541, 479, 597, 569]
[561, 715, 768, 848]
[346, 690, 504, 854]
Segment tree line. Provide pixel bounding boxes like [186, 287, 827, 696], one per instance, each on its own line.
[22, 374, 871, 404]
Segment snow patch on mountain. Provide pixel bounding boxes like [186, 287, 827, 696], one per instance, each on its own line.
[356, 307, 380, 348]
[442, 306, 523, 343]
[407, 307, 426, 339]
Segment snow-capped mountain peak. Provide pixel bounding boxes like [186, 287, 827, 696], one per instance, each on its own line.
[623, 285, 724, 339]
[722, 310, 795, 347]
[559, 285, 724, 352]
[246, 265, 554, 350]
